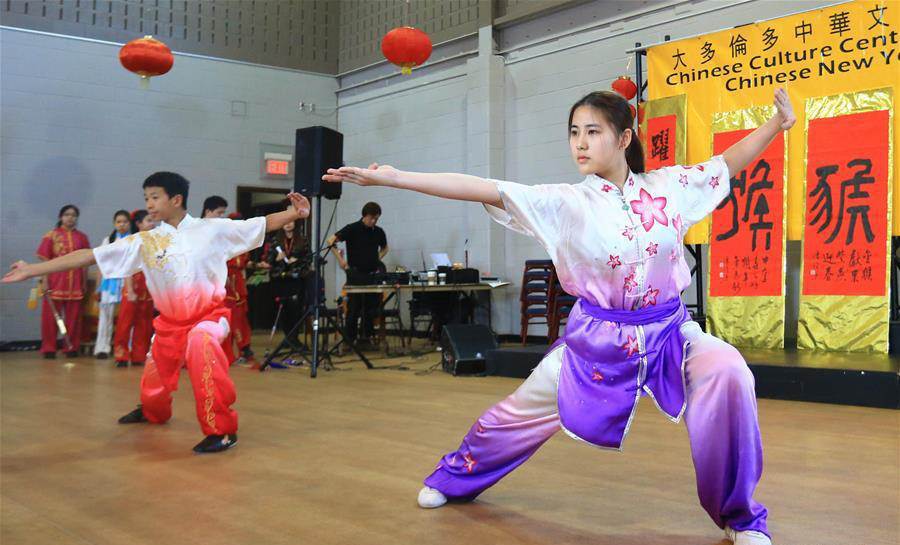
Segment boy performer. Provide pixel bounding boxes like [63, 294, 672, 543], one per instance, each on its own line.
[3, 172, 310, 453]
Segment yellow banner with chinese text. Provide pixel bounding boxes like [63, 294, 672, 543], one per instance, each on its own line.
[797, 88, 892, 353]
[648, 0, 899, 242]
[707, 106, 787, 349]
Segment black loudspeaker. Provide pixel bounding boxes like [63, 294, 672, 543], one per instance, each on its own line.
[294, 126, 343, 200]
[440, 324, 498, 376]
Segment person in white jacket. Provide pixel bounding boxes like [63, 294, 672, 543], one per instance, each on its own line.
[93, 210, 131, 359]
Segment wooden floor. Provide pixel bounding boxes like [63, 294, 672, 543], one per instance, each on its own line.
[2, 336, 898, 545]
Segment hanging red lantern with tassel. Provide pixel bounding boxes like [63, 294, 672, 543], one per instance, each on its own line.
[381, 26, 432, 75]
[119, 36, 174, 88]
[611, 75, 637, 100]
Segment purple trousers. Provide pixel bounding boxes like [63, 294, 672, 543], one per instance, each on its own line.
[424, 321, 769, 537]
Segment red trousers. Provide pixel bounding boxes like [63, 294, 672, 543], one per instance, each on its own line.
[114, 298, 154, 363]
[41, 298, 82, 354]
[223, 301, 251, 363]
[139, 307, 237, 436]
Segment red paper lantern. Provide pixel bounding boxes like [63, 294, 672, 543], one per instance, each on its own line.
[611, 75, 637, 100]
[381, 26, 432, 75]
[628, 103, 637, 121]
[119, 36, 173, 86]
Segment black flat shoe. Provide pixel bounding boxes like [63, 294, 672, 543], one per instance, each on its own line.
[115, 360, 129, 368]
[118, 405, 148, 424]
[192, 434, 238, 453]
[95, 352, 109, 359]
[42, 352, 56, 359]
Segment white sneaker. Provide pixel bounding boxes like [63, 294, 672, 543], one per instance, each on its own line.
[417, 486, 447, 508]
[724, 525, 772, 545]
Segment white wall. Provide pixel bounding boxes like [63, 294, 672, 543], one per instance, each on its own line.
[333, 60, 473, 320]
[337, 77, 470, 271]
[0, 27, 337, 342]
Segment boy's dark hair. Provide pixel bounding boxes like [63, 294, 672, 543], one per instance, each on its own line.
[142, 172, 190, 209]
[201, 195, 228, 217]
[361, 202, 381, 218]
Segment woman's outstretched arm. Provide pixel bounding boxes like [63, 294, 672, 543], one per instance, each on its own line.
[722, 87, 796, 175]
[322, 164, 504, 209]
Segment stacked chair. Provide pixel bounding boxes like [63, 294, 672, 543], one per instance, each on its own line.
[519, 260, 554, 345]
[547, 268, 577, 344]
[519, 260, 579, 345]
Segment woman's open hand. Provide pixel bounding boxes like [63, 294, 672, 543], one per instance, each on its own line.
[774, 87, 795, 130]
[322, 163, 399, 187]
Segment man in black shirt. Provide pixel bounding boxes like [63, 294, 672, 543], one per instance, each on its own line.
[327, 202, 388, 345]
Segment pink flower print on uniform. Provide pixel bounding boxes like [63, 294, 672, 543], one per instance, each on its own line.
[646, 242, 659, 256]
[672, 214, 684, 237]
[678, 173, 689, 188]
[463, 452, 477, 472]
[602, 184, 614, 193]
[623, 335, 640, 358]
[642, 286, 660, 307]
[607, 254, 622, 269]
[709, 176, 720, 189]
[622, 227, 635, 240]
[627, 176, 635, 187]
[630, 188, 669, 232]
[623, 272, 638, 293]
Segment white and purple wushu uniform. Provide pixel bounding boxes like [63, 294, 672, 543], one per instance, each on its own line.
[424, 156, 769, 537]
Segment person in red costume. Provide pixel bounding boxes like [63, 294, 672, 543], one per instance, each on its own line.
[37, 204, 91, 358]
[223, 212, 253, 364]
[113, 209, 156, 368]
[4, 172, 310, 453]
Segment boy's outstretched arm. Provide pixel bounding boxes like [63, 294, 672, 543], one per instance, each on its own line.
[265, 192, 311, 232]
[3, 249, 96, 284]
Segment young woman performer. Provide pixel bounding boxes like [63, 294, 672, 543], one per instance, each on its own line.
[37, 204, 91, 358]
[112, 210, 155, 367]
[4, 173, 310, 453]
[323, 88, 796, 545]
[94, 209, 131, 359]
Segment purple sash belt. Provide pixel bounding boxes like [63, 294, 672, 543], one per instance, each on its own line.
[554, 297, 691, 449]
